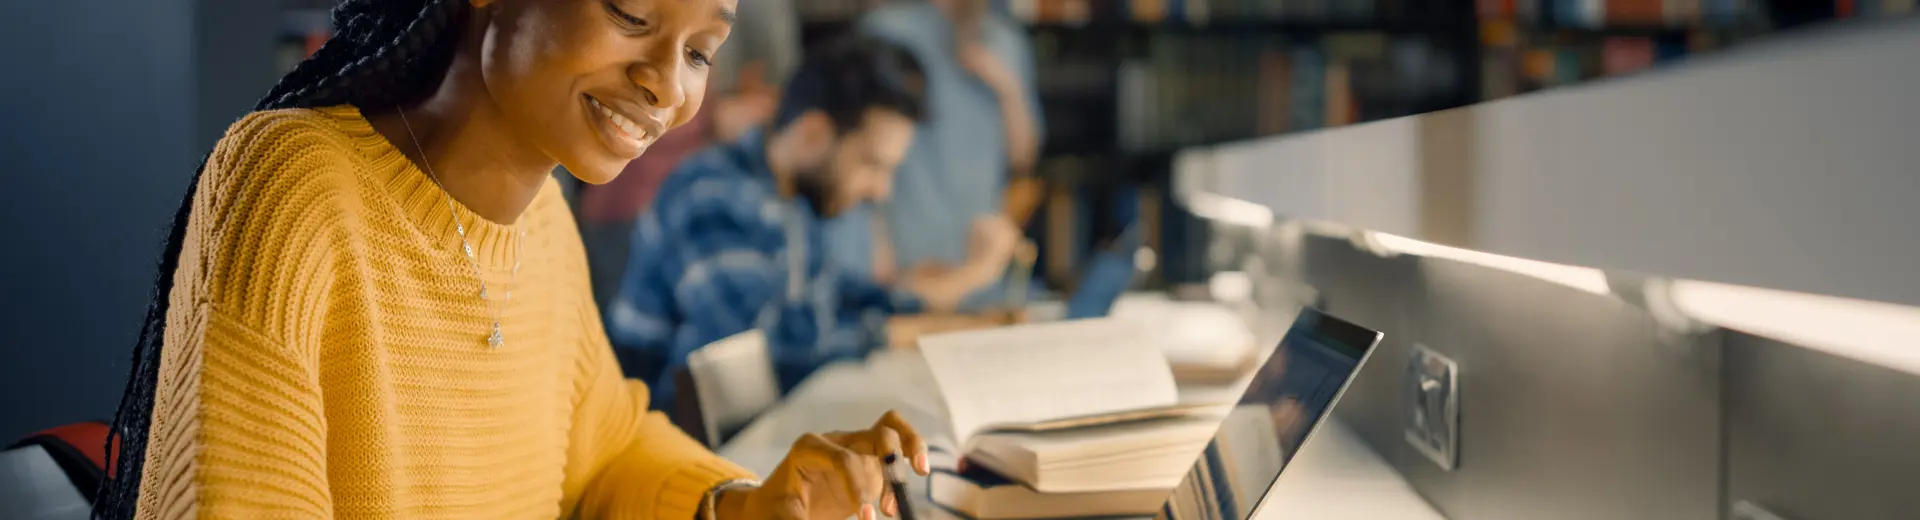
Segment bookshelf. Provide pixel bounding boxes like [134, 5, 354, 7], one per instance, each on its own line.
[800, 0, 1482, 288]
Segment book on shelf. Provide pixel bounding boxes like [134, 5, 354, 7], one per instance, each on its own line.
[1600, 36, 1656, 75]
[1606, 0, 1666, 24]
[1890, 0, 1917, 16]
[1107, 32, 1455, 152]
[1287, 47, 1327, 132]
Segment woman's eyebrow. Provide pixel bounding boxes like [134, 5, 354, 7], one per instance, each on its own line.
[716, 5, 736, 25]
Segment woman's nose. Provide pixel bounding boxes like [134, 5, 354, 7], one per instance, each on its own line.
[627, 48, 687, 109]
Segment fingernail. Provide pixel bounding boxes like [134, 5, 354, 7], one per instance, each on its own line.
[885, 495, 899, 517]
[862, 503, 877, 520]
[915, 453, 930, 474]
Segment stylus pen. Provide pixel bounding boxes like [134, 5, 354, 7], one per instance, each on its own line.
[1003, 240, 1037, 311]
[883, 454, 916, 520]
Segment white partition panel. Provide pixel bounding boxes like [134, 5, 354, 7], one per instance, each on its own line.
[1179, 18, 1920, 308]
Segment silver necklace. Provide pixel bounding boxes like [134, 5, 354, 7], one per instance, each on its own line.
[398, 108, 523, 350]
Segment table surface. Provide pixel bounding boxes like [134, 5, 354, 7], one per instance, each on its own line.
[719, 351, 1447, 520]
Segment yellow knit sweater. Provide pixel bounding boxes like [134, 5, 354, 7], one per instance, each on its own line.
[136, 106, 753, 519]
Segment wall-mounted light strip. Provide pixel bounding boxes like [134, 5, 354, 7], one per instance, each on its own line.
[1184, 192, 1274, 230]
[1363, 232, 1613, 297]
[1667, 280, 1920, 376]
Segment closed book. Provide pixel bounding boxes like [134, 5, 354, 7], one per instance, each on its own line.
[1324, 61, 1354, 127]
[1480, 47, 1518, 99]
[1333, 0, 1376, 20]
[966, 415, 1221, 493]
[931, 466, 1168, 519]
[1605, 0, 1663, 24]
[1477, 0, 1515, 18]
[1517, 0, 1542, 23]
[1554, 0, 1583, 26]
[1854, 0, 1879, 18]
[1552, 47, 1586, 85]
[1653, 39, 1688, 63]
[1288, 47, 1325, 132]
[1600, 37, 1655, 76]
[1256, 46, 1293, 135]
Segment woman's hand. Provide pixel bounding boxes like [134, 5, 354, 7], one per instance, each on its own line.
[715, 411, 931, 519]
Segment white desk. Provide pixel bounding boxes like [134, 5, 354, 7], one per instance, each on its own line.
[719, 352, 1447, 520]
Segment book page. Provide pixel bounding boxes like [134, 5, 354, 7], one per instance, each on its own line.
[919, 319, 1180, 445]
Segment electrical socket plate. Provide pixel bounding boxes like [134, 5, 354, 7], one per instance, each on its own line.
[1404, 343, 1460, 471]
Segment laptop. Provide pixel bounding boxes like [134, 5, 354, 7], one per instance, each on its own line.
[1062, 222, 1146, 320]
[915, 307, 1381, 520]
[1155, 307, 1383, 519]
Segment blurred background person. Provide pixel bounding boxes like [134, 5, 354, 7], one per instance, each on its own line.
[607, 36, 1022, 411]
[820, 0, 1046, 307]
[577, 0, 800, 307]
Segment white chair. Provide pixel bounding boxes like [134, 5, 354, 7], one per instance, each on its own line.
[670, 330, 782, 448]
[0, 445, 90, 520]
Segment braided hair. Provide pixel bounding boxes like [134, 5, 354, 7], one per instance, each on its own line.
[93, 0, 470, 517]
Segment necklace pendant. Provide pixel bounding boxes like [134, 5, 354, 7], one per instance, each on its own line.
[487, 322, 504, 350]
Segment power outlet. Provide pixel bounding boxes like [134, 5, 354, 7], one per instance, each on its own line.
[1404, 343, 1460, 471]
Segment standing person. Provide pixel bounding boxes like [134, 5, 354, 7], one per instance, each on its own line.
[607, 36, 1022, 411]
[97, 0, 930, 518]
[826, 0, 1045, 304]
[577, 0, 799, 307]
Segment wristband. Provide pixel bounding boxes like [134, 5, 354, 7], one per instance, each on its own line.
[700, 478, 762, 520]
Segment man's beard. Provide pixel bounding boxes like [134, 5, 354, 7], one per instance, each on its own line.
[791, 161, 841, 217]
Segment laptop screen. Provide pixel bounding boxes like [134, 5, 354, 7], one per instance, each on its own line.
[1157, 308, 1382, 520]
[1065, 222, 1143, 320]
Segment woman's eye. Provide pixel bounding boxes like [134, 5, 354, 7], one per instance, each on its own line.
[604, 2, 648, 30]
[688, 49, 713, 68]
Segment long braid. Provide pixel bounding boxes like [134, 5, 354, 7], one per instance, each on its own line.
[93, 1, 468, 517]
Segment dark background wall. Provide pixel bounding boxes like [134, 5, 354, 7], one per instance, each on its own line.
[0, 0, 278, 442]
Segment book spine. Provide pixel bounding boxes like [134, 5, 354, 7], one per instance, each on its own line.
[1324, 61, 1352, 127]
[1288, 47, 1325, 132]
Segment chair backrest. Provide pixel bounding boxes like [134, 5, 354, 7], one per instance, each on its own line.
[673, 330, 781, 448]
[0, 445, 91, 520]
[2, 422, 112, 520]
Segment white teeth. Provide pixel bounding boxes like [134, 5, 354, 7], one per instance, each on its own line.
[588, 97, 648, 144]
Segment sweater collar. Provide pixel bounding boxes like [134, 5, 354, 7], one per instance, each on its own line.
[314, 105, 535, 269]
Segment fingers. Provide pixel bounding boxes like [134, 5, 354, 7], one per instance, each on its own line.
[873, 410, 932, 476]
[759, 489, 808, 520]
[791, 433, 885, 517]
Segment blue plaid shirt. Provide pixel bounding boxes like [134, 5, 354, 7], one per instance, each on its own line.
[606, 130, 920, 410]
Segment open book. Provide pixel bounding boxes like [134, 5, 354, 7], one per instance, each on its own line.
[966, 413, 1223, 493]
[917, 319, 1188, 451]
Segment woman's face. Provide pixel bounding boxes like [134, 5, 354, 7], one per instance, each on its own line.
[475, 0, 736, 184]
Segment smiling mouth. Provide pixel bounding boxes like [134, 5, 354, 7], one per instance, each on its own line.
[585, 95, 654, 146]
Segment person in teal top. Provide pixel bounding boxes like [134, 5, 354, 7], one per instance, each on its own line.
[824, 0, 1045, 309]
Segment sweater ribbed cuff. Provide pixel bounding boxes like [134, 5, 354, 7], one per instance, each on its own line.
[651, 456, 756, 520]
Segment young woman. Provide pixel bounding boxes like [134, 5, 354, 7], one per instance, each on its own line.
[97, 0, 927, 519]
